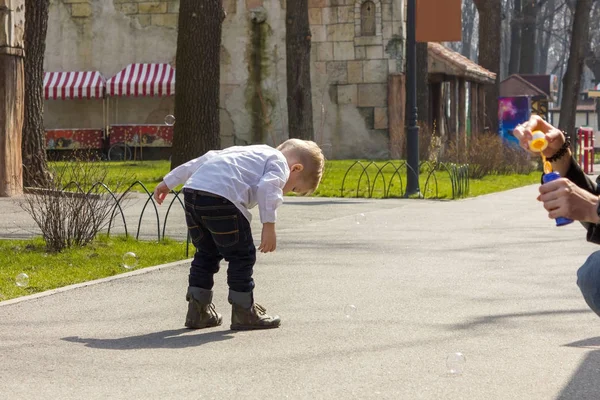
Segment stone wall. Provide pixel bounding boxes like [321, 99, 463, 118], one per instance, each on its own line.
[308, 0, 405, 158]
[44, 0, 406, 159]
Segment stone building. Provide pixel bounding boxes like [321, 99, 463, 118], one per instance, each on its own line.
[46, 0, 495, 159]
[43, 0, 406, 158]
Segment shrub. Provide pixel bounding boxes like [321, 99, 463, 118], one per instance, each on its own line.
[20, 153, 131, 252]
[442, 132, 535, 179]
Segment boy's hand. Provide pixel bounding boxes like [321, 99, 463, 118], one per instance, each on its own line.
[153, 181, 170, 205]
[258, 223, 276, 253]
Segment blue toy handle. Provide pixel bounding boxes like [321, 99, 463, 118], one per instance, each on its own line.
[542, 172, 574, 226]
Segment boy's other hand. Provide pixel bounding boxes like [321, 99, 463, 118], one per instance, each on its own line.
[259, 223, 276, 253]
[154, 181, 169, 205]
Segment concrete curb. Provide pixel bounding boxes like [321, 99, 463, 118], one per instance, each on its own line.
[0, 257, 192, 307]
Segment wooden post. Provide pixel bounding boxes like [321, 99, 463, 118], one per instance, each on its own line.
[478, 84, 486, 132]
[430, 82, 443, 135]
[449, 79, 457, 147]
[458, 78, 467, 153]
[388, 73, 406, 159]
[470, 82, 478, 135]
[0, 0, 25, 197]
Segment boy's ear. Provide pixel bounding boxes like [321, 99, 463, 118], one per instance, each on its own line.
[292, 164, 304, 173]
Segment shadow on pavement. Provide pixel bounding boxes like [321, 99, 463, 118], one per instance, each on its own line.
[444, 309, 590, 331]
[62, 328, 234, 350]
[557, 337, 600, 399]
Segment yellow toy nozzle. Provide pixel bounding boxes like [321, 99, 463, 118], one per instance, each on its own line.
[529, 130, 548, 152]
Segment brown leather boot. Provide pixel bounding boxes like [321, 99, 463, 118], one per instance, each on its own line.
[185, 287, 222, 329]
[228, 290, 281, 331]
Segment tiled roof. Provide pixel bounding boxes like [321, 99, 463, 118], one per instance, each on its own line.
[427, 42, 496, 84]
[500, 74, 549, 98]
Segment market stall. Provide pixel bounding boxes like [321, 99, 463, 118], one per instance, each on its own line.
[105, 63, 175, 160]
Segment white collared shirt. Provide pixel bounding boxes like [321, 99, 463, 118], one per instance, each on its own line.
[163, 145, 290, 224]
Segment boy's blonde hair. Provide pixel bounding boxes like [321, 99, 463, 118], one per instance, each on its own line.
[277, 139, 325, 195]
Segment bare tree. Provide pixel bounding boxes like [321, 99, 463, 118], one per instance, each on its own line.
[286, 0, 314, 140]
[474, 0, 502, 132]
[508, 0, 521, 75]
[536, 0, 557, 74]
[170, 1, 225, 169]
[519, 0, 537, 74]
[461, 0, 477, 60]
[558, 0, 593, 137]
[22, 0, 51, 188]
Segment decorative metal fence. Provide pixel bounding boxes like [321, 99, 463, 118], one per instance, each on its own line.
[56, 160, 470, 256]
[339, 160, 469, 199]
[61, 180, 192, 256]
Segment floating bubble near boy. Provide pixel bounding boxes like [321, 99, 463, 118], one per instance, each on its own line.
[16, 273, 29, 288]
[446, 352, 466, 375]
[122, 252, 138, 270]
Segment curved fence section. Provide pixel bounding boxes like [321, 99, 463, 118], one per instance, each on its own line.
[58, 180, 192, 255]
[339, 161, 469, 199]
[51, 162, 469, 256]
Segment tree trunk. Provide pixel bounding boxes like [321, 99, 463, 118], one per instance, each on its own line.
[0, 0, 25, 197]
[500, 0, 511, 79]
[461, 0, 476, 60]
[474, 0, 501, 132]
[508, 0, 521, 75]
[170, 0, 224, 169]
[538, 0, 556, 74]
[285, 0, 314, 141]
[518, 0, 536, 74]
[558, 0, 593, 140]
[23, 0, 51, 187]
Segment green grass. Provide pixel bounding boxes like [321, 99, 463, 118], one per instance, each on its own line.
[312, 160, 540, 199]
[49, 159, 541, 199]
[0, 235, 188, 301]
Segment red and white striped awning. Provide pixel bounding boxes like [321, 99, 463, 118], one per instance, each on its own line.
[106, 63, 175, 97]
[44, 71, 106, 100]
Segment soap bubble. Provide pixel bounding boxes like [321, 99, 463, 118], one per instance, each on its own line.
[446, 352, 466, 375]
[344, 304, 357, 318]
[164, 114, 176, 126]
[122, 252, 138, 270]
[16, 273, 29, 288]
[355, 213, 366, 225]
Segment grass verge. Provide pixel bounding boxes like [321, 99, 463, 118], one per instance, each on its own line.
[0, 235, 188, 301]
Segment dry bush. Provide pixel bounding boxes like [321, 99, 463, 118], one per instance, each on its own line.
[20, 153, 132, 252]
[442, 133, 535, 179]
[418, 122, 443, 163]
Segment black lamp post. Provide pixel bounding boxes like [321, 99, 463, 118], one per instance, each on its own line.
[405, 0, 420, 197]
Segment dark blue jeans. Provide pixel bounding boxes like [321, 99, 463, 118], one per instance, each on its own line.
[183, 189, 256, 293]
[577, 251, 600, 317]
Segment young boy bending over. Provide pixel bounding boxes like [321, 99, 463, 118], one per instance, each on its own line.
[153, 139, 324, 330]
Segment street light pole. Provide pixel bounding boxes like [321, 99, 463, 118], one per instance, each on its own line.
[405, 0, 420, 197]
